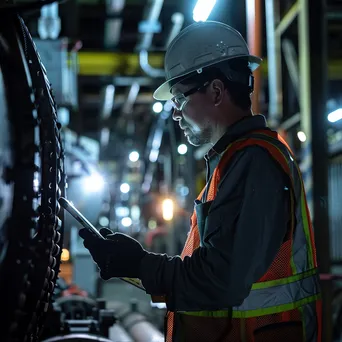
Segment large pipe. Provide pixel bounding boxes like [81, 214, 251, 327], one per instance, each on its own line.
[139, 11, 184, 78]
[139, 50, 164, 78]
[246, 0, 262, 114]
[120, 312, 164, 342]
[122, 83, 140, 115]
[41, 334, 113, 342]
[100, 85, 115, 148]
[104, 0, 125, 48]
[281, 39, 300, 98]
[110, 324, 134, 342]
[136, 0, 168, 78]
[165, 12, 184, 48]
[265, 0, 282, 128]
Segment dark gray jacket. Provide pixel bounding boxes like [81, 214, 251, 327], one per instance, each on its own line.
[140, 114, 291, 312]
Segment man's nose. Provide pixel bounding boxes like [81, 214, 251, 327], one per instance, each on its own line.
[172, 108, 182, 121]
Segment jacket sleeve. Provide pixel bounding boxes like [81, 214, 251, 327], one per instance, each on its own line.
[139, 146, 291, 312]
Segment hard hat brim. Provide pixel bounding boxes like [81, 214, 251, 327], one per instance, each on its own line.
[153, 55, 262, 101]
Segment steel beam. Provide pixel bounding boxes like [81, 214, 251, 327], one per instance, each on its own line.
[275, 1, 299, 36]
[298, 0, 313, 214]
[282, 39, 299, 98]
[305, 0, 333, 340]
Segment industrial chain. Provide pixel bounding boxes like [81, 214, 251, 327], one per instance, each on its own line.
[18, 15, 66, 342]
[0, 13, 65, 342]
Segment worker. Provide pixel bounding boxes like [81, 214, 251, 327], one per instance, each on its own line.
[79, 21, 322, 342]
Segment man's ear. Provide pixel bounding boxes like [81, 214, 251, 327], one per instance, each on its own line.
[210, 79, 225, 107]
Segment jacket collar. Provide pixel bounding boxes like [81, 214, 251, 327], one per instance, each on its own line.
[205, 114, 268, 160]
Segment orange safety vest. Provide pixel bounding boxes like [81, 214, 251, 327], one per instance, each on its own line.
[165, 130, 322, 342]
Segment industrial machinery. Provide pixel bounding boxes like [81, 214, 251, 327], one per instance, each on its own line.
[39, 279, 164, 342]
[0, 5, 163, 341]
[0, 5, 65, 342]
[41, 291, 117, 341]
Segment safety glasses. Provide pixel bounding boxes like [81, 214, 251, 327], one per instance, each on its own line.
[170, 81, 210, 111]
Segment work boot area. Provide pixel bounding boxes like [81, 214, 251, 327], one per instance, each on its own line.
[0, 0, 341, 341]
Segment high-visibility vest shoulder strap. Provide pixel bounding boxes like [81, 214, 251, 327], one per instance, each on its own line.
[213, 130, 295, 191]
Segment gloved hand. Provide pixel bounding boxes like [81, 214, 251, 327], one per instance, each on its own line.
[79, 228, 147, 280]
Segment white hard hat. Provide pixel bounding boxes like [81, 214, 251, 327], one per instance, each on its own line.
[153, 21, 262, 101]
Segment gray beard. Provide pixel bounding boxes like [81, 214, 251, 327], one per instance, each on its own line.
[186, 127, 212, 146]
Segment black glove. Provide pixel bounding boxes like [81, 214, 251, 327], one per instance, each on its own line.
[79, 228, 147, 280]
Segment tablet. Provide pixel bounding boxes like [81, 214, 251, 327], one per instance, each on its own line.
[58, 197, 145, 291]
[59, 197, 104, 239]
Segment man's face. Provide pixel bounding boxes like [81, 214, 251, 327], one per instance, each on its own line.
[171, 82, 214, 146]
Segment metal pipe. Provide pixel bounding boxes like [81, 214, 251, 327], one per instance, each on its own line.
[136, 0, 170, 78]
[122, 82, 140, 115]
[104, 0, 124, 48]
[282, 39, 299, 98]
[110, 324, 134, 342]
[121, 312, 164, 342]
[139, 0, 165, 50]
[142, 111, 170, 193]
[246, 0, 262, 114]
[105, 0, 125, 13]
[298, 0, 313, 215]
[139, 50, 164, 78]
[265, 0, 282, 127]
[41, 334, 113, 342]
[100, 84, 115, 148]
[165, 12, 184, 48]
[101, 85, 115, 120]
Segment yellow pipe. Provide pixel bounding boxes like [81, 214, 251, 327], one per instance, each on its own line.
[74, 52, 342, 80]
[76, 52, 165, 76]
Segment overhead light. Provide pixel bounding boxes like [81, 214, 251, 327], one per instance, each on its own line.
[177, 144, 188, 155]
[193, 0, 217, 22]
[83, 173, 105, 193]
[61, 248, 70, 262]
[162, 198, 174, 221]
[131, 205, 141, 220]
[129, 151, 140, 162]
[328, 108, 342, 123]
[121, 217, 132, 227]
[148, 219, 157, 229]
[99, 216, 110, 227]
[297, 131, 307, 142]
[153, 102, 163, 113]
[116, 206, 130, 217]
[120, 183, 130, 193]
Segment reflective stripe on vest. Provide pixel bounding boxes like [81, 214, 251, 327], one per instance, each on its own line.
[232, 269, 321, 318]
[181, 269, 321, 318]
